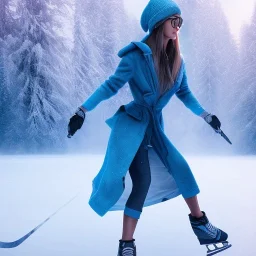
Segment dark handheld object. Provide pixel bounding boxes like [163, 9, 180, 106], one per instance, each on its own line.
[67, 107, 86, 138]
[204, 114, 232, 145]
[215, 128, 232, 145]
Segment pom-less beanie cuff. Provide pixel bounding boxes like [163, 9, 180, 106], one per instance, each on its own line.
[140, 0, 181, 33]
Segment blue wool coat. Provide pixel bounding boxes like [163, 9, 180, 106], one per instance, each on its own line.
[82, 34, 207, 217]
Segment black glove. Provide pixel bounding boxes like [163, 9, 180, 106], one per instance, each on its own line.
[67, 107, 86, 138]
[204, 113, 221, 132]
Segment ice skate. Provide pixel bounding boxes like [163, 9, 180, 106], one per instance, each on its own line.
[117, 239, 136, 256]
[189, 211, 232, 256]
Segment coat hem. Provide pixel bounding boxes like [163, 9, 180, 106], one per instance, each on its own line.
[108, 188, 181, 211]
[182, 188, 200, 199]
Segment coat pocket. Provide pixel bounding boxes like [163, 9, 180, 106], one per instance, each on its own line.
[123, 102, 143, 121]
[105, 105, 125, 128]
[105, 102, 143, 129]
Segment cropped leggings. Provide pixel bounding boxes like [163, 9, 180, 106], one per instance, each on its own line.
[124, 126, 152, 220]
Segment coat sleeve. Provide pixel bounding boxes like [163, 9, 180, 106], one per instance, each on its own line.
[175, 64, 207, 116]
[81, 54, 134, 111]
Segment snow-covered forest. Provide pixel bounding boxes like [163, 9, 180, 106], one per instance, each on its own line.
[0, 0, 255, 155]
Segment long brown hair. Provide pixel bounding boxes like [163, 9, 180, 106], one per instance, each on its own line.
[145, 20, 182, 96]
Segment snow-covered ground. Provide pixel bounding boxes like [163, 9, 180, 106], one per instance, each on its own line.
[0, 154, 255, 256]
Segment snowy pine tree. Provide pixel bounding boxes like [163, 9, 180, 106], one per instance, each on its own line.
[165, 0, 240, 154]
[0, 0, 19, 152]
[233, 3, 256, 154]
[3, 0, 73, 153]
[72, 0, 105, 106]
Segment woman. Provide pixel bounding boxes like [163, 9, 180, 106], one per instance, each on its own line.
[68, 0, 231, 255]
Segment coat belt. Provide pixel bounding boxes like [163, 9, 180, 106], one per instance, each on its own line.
[125, 101, 168, 157]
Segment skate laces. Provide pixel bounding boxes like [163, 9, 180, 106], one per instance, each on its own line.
[122, 246, 135, 256]
[192, 220, 220, 239]
[205, 222, 218, 238]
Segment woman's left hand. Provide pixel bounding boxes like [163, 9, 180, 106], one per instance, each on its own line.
[204, 113, 221, 132]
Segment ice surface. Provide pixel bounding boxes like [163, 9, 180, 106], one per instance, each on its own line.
[0, 154, 255, 255]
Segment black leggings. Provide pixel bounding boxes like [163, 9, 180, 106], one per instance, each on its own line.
[124, 131, 152, 219]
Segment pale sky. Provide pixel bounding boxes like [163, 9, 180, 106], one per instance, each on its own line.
[124, 0, 256, 42]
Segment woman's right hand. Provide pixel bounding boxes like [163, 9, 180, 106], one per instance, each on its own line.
[67, 107, 86, 138]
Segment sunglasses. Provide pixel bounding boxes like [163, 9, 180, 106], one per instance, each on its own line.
[154, 16, 183, 29]
[168, 16, 183, 28]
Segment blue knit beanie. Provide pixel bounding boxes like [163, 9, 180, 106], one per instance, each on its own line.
[140, 0, 181, 33]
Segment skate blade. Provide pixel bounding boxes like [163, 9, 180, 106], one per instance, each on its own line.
[206, 241, 232, 256]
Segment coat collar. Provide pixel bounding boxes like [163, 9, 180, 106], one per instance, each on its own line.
[117, 33, 153, 58]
